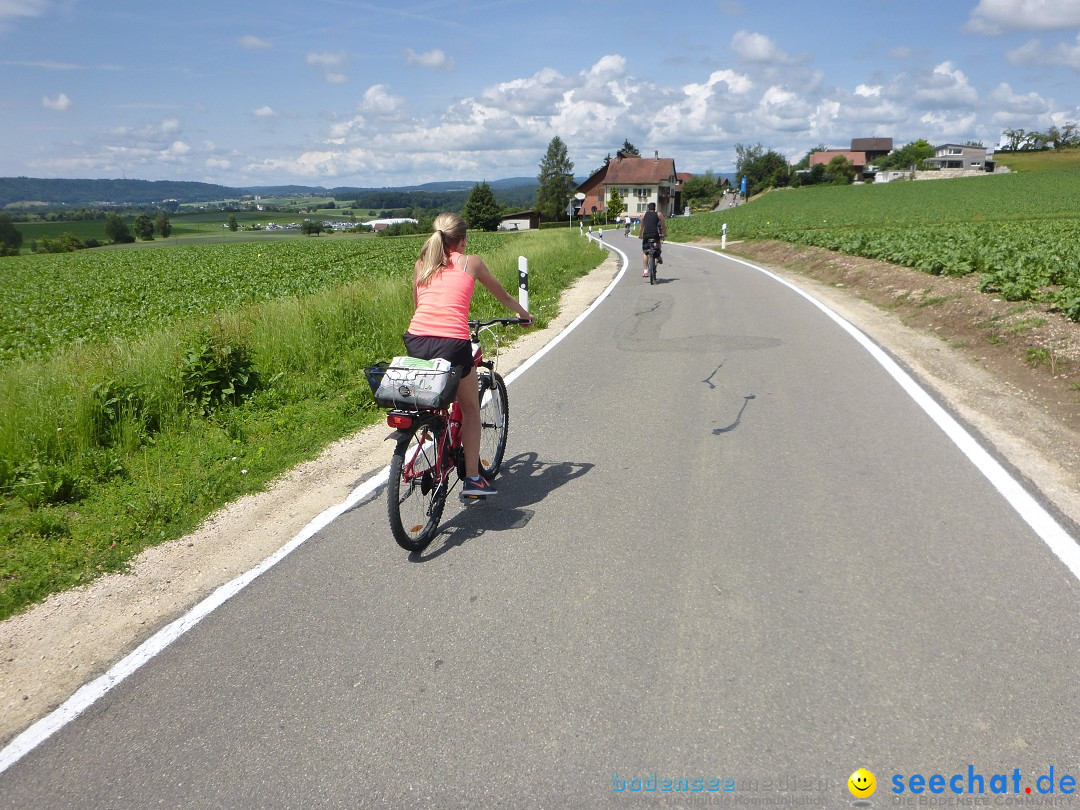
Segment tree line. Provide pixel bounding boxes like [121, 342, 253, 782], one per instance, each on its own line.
[1000, 123, 1080, 152]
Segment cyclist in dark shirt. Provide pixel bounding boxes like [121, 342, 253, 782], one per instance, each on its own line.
[640, 202, 666, 277]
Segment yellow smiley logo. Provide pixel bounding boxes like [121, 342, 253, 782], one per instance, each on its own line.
[848, 768, 876, 798]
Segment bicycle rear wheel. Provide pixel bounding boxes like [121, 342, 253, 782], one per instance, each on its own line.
[648, 251, 657, 285]
[388, 419, 448, 552]
[477, 369, 509, 478]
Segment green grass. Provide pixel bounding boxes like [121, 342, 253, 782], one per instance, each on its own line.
[0, 229, 606, 619]
[994, 149, 1080, 172]
[667, 170, 1080, 320]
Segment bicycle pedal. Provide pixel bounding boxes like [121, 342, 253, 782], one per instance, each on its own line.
[460, 493, 487, 502]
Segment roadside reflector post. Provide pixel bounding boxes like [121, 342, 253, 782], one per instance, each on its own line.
[518, 256, 529, 312]
[722, 222, 728, 250]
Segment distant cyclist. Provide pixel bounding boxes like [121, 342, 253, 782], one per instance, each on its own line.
[640, 202, 666, 278]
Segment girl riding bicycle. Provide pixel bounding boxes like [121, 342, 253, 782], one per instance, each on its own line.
[403, 213, 532, 497]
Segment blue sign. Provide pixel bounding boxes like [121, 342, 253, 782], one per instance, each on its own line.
[740, 176, 747, 196]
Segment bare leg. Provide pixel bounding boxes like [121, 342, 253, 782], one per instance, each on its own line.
[457, 366, 481, 479]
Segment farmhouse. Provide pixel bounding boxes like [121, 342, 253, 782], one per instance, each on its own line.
[809, 150, 868, 179]
[807, 138, 894, 181]
[577, 151, 680, 220]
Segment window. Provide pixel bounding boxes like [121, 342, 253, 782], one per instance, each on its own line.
[636, 203, 647, 213]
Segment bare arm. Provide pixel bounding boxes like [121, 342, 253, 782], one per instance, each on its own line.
[472, 257, 533, 324]
[658, 213, 667, 239]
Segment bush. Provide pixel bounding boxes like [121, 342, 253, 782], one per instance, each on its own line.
[181, 330, 262, 415]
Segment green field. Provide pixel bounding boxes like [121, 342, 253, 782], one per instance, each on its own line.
[667, 169, 1080, 320]
[993, 149, 1080, 172]
[1, 236, 414, 364]
[0, 229, 605, 619]
[11, 208, 371, 248]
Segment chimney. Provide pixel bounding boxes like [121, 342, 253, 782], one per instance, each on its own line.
[654, 150, 658, 161]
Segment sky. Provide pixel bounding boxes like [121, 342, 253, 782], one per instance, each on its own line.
[2, 0, 1080, 188]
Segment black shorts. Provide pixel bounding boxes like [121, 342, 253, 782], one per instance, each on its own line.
[402, 332, 474, 373]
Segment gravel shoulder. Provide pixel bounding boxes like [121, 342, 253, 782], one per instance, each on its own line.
[4, 241, 1080, 747]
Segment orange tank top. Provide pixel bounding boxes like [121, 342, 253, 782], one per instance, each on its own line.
[407, 255, 475, 340]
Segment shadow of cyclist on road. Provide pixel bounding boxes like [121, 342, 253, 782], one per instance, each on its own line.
[409, 451, 593, 561]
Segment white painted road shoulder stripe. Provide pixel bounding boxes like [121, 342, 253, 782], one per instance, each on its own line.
[679, 242, 1080, 583]
[0, 236, 628, 775]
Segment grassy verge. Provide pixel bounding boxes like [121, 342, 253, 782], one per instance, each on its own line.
[0, 229, 605, 619]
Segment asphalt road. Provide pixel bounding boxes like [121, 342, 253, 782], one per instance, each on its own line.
[3, 238, 1080, 808]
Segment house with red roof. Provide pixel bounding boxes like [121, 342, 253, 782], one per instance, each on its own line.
[576, 150, 680, 220]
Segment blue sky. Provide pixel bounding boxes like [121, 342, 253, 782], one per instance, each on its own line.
[3, 0, 1080, 187]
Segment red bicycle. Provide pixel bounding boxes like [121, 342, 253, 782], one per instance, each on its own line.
[368, 318, 526, 552]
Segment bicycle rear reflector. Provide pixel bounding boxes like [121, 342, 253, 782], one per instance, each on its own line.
[386, 413, 415, 430]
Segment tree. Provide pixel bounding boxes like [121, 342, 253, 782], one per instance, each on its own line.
[133, 213, 154, 241]
[104, 212, 133, 244]
[300, 220, 323, 235]
[0, 213, 23, 256]
[876, 139, 934, 170]
[825, 155, 857, 184]
[155, 211, 172, 238]
[734, 143, 766, 180]
[227, 214, 238, 232]
[792, 145, 828, 171]
[606, 187, 626, 221]
[620, 140, 640, 156]
[536, 136, 575, 222]
[736, 146, 790, 195]
[681, 172, 721, 209]
[463, 181, 502, 231]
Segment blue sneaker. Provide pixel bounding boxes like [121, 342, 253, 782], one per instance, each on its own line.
[462, 476, 497, 497]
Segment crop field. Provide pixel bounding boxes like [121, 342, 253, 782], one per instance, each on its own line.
[0, 229, 603, 618]
[10, 209, 371, 246]
[667, 169, 1080, 320]
[0, 234, 486, 365]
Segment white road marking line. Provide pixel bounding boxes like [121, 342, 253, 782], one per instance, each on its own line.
[0, 235, 628, 774]
[681, 242, 1080, 583]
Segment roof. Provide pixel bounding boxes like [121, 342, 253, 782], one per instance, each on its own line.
[809, 150, 867, 167]
[601, 155, 677, 185]
[850, 137, 893, 152]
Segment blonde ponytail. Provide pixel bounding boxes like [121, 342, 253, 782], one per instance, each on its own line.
[416, 212, 467, 286]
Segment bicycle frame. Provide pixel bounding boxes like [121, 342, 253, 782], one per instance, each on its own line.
[385, 318, 515, 494]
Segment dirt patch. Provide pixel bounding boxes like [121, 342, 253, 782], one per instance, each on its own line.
[4, 241, 1080, 749]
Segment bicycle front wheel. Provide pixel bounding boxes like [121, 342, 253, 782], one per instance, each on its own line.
[388, 420, 448, 552]
[477, 369, 509, 478]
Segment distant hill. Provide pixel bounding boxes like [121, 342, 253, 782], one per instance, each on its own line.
[1, 177, 542, 210]
[0, 177, 242, 207]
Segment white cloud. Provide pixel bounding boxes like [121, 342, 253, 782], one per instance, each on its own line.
[405, 48, 454, 70]
[307, 51, 347, 82]
[911, 61, 979, 109]
[989, 82, 1054, 127]
[359, 84, 404, 117]
[239, 34, 271, 49]
[253, 105, 277, 118]
[0, 0, 49, 26]
[854, 84, 881, 98]
[1007, 33, 1080, 71]
[42, 92, 70, 111]
[730, 30, 797, 64]
[966, 0, 1080, 34]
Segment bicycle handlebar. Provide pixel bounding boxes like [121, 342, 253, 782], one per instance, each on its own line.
[468, 317, 531, 329]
